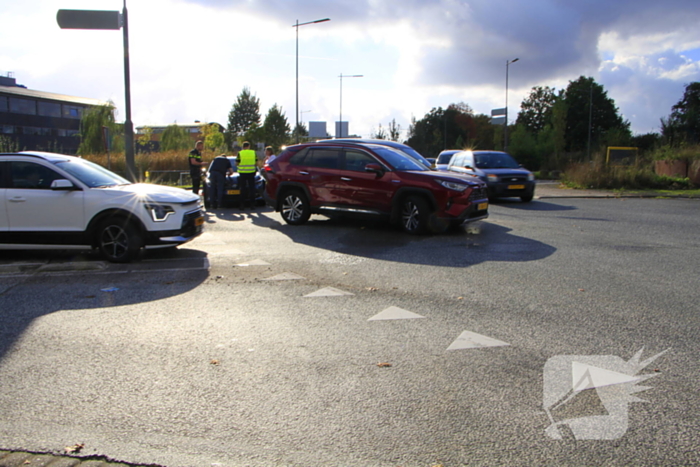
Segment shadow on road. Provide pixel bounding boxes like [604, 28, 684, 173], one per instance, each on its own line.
[0, 250, 209, 363]
[262, 212, 556, 268]
[490, 198, 578, 211]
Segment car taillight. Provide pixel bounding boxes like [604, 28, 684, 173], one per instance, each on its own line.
[264, 164, 274, 174]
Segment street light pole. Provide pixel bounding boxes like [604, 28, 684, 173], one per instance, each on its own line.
[504, 57, 519, 151]
[338, 74, 363, 138]
[293, 18, 330, 143]
[121, 0, 136, 181]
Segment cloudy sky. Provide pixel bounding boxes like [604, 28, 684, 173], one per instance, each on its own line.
[3, 0, 700, 141]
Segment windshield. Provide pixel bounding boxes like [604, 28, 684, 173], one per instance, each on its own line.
[373, 147, 429, 171]
[474, 152, 521, 169]
[437, 151, 458, 164]
[54, 159, 130, 188]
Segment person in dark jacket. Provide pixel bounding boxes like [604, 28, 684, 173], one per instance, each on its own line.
[208, 154, 233, 209]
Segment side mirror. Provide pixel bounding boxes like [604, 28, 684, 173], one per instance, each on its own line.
[364, 163, 384, 176]
[51, 179, 79, 191]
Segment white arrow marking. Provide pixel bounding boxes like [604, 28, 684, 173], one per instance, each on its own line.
[446, 331, 510, 350]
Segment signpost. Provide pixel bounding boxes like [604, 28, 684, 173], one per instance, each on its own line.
[56, 3, 137, 182]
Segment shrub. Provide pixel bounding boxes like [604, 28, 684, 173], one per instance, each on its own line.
[562, 158, 694, 190]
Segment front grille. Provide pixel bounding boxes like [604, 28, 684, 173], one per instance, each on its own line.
[181, 209, 204, 238]
[468, 186, 487, 201]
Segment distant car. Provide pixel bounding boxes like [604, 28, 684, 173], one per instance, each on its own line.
[317, 138, 433, 169]
[202, 157, 265, 208]
[0, 151, 204, 262]
[447, 150, 535, 202]
[435, 149, 461, 171]
[264, 141, 489, 234]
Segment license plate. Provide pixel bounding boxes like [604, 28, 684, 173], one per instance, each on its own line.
[227, 190, 240, 195]
[194, 216, 205, 226]
[477, 202, 488, 211]
[508, 184, 525, 190]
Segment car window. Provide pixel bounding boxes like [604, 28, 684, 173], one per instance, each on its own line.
[10, 161, 62, 189]
[302, 148, 340, 169]
[450, 154, 462, 167]
[474, 152, 520, 169]
[54, 158, 129, 188]
[438, 151, 456, 164]
[344, 149, 378, 172]
[0, 161, 8, 188]
[372, 147, 428, 171]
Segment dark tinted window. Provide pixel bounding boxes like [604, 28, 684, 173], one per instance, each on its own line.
[298, 148, 340, 169]
[474, 152, 520, 169]
[9, 97, 36, 115]
[0, 96, 7, 113]
[10, 161, 63, 189]
[373, 147, 427, 171]
[437, 151, 457, 164]
[0, 161, 9, 188]
[38, 101, 62, 117]
[344, 149, 377, 172]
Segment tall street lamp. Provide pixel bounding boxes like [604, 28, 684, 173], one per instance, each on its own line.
[338, 73, 363, 138]
[504, 57, 519, 151]
[293, 18, 330, 143]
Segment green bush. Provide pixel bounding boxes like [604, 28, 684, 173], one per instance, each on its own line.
[562, 159, 694, 190]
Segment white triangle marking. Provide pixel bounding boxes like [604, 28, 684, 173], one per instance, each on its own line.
[304, 287, 354, 297]
[263, 272, 306, 281]
[368, 306, 425, 321]
[571, 362, 639, 391]
[446, 331, 510, 350]
[234, 259, 271, 267]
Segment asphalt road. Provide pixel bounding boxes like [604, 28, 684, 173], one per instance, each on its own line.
[1, 196, 699, 467]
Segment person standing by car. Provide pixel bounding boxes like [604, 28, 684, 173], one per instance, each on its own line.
[236, 141, 258, 210]
[188, 140, 207, 195]
[263, 146, 276, 164]
[208, 154, 233, 210]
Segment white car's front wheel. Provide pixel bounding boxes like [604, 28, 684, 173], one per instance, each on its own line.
[97, 218, 142, 263]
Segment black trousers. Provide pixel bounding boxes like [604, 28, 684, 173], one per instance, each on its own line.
[239, 172, 256, 207]
[191, 172, 201, 195]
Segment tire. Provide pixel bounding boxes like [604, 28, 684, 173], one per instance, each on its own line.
[280, 190, 311, 225]
[521, 193, 534, 202]
[97, 217, 142, 263]
[400, 195, 430, 234]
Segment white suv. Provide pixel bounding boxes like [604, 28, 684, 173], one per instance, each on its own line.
[0, 152, 204, 262]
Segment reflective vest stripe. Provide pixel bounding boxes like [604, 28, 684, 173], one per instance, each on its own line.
[238, 149, 257, 173]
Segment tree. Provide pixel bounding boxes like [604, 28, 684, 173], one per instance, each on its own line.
[291, 122, 309, 142]
[516, 86, 556, 135]
[388, 119, 401, 142]
[201, 123, 225, 153]
[261, 104, 291, 152]
[662, 82, 700, 145]
[372, 124, 387, 140]
[78, 103, 119, 155]
[226, 87, 261, 148]
[563, 76, 630, 154]
[160, 124, 191, 151]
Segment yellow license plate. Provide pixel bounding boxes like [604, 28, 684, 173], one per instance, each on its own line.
[508, 184, 525, 190]
[195, 216, 205, 226]
[477, 202, 488, 211]
[227, 190, 240, 195]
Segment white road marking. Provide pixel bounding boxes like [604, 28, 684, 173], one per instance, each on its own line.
[263, 272, 306, 281]
[446, 331, 510, 350]
[304, 287, 354, 297]
[368, 306, 426, 321]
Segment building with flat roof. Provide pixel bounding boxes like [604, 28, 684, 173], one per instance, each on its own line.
[0, 74, 106, 154]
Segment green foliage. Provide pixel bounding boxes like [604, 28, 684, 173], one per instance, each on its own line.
[77, 103, 119, 156]
[516, 86, 556, 134]
[160, 124, 191, 151]
[261, 104, 291, 152]
[201, 123, 226, 153]
[372, 124, 387, 140]
[226, 87, 261, 148]
[388, 119, 401, 142]
[650, 144, 700, 161]
[661, 82, 700, 146]
[562, 158, 694, 190]
[0, 135, 19, 152]
[291, 122, 309, 143]
[563, 76, 631, 153]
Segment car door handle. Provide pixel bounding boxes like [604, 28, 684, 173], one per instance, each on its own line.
[9, 197, 26, 202]
[340, 177, 352, 181]
[299, 171, 309, 175]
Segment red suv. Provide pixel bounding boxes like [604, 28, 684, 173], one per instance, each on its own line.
[263, 142, 488, 234]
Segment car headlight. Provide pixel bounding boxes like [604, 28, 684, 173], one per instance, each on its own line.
[436, 180, 469, 192]
[486, 174, 499, 182]
[527, 173, 535, 181]
[144, 203, 175, 222]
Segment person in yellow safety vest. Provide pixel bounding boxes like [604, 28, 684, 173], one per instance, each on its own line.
[236, 141, 258, 210]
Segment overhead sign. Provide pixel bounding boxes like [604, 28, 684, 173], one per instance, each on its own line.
[491, 108, 506, 117]
[57, 9, 121, 30]
[491, 116, 506, 125]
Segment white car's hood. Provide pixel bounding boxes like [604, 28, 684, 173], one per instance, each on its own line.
[103, 183, 200, 204]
